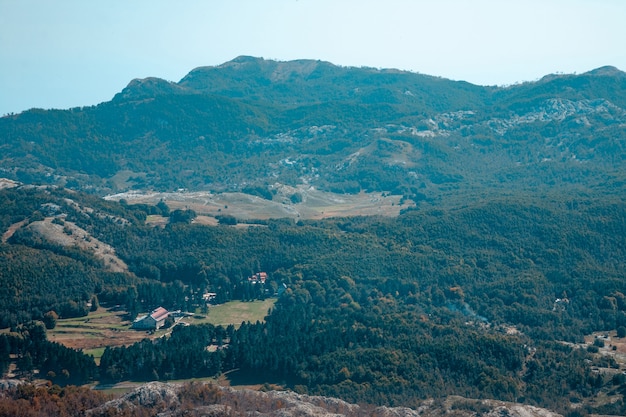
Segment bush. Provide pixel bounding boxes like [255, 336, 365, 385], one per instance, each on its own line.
[169, 209, 197, 224]
[290, 193, 303, 204]
[216, 215, 237, 225]
[42, 311, 58, 329]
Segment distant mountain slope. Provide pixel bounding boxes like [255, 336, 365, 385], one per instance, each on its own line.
[176, 55, 491, 110]
[1, 57, 624, 203]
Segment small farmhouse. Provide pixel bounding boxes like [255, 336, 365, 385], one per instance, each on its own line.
[202, 292, 217, 303]
[132, 307, 169, 330]
[248, 272, 267, 284]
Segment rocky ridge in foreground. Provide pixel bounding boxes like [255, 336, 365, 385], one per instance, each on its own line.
[86, 381, 564, 417]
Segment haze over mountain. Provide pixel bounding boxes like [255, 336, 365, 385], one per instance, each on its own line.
[1, 56, 625, 207]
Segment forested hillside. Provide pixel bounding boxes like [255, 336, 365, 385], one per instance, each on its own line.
[1, 57, 626, 415]
[1, 57, 625, 202]
[1, 186, 625, 414]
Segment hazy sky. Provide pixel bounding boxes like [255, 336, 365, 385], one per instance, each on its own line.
[1, 0, 625, 115]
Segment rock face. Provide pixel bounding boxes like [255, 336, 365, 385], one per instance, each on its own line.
[86, 382, 564, 417]
[0, 379, 24, 391]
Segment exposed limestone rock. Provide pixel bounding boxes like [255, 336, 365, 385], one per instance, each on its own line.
[86, 382, 564, 417]
[0, 379, 24, 392]
[86, 382, 181, 416]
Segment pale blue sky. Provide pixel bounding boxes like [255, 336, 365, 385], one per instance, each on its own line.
[1, 0, 625, 115]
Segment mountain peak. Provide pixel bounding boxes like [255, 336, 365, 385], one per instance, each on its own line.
[216, 56, 334, 76]
[537, 66, 625, 84]
[585, 65, 625, 77]
[230, 55, 262, 64]
[215, 55, 263, 69]
[178, 57, 337, 97]
[113, 77, 189, 101]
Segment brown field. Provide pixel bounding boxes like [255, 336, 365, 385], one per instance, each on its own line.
[584, 331, 626, 366]
[1, 219, 27, 243]
[106, 186, 415, 223]
[47, 307, 158, 352]
[48, 299, 276, 365]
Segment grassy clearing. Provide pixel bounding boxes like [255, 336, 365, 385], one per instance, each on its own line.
[47, 307, 152, 351]
[84, 347, 106, 365]
[186, 299, 276, 328]
[108, 188, 413, 222]
[145, 214, 168, 226]
[47, 300, 277, 353]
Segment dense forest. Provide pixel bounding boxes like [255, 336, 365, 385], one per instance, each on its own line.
[1, 57, 626, 416]
[1, 186, 625, 415]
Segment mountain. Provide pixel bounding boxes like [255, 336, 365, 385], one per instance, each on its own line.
[3, 59, 626, 415]
[1, 57, 624, 206]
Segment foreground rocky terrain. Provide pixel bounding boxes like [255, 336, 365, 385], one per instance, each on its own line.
[87, 382, 562, 417]
[0, 379, 568, 416]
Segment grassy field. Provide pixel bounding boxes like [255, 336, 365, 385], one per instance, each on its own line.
[47, 308, 152, 355]
[83, 347, 107, 364]
[47, 299, 277, 362]
[189, 299, 276, 328]
[45, 300, 278, 390]
[107, 187, 413, 222]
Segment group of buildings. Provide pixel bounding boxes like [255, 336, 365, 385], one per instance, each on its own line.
[132, 272, 272, 330]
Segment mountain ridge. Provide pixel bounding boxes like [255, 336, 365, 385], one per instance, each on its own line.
[1, 56, 625, 206]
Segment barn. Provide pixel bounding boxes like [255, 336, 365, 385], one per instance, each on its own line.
[131, 307, 170, 330]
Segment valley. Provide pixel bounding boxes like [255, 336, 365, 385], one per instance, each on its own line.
[1, 57, 626, 416]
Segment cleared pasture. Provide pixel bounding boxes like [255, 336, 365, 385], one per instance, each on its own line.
[47, 300, 276, 356]
[188, 299, 276, 328]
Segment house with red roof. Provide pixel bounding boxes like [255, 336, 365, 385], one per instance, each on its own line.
[132, 306, 170, 330]
[248, 272, 267, 284]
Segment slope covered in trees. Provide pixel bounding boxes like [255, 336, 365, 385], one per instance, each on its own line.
[0, 186, 625, 414]
[1, 57, 625, 201]
[1, 57, 625, 415]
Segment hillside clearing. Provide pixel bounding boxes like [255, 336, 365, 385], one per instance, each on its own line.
[106, 187, 413, 221]
[22, 218, 129, 272]
[189, 299, 276, 328]
[48, 300, 277, 360]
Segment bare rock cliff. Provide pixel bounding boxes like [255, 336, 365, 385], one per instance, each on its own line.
[86, 382, 564, 417]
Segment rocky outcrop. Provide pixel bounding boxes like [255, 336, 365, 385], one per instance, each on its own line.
[87, 382, 564, 417]
[0, 379, 24, 391]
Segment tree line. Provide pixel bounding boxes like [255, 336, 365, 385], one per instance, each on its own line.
[2, 186, 626, 414]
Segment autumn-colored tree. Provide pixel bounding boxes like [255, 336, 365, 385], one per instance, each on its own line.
[43, 310, 58, 329]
